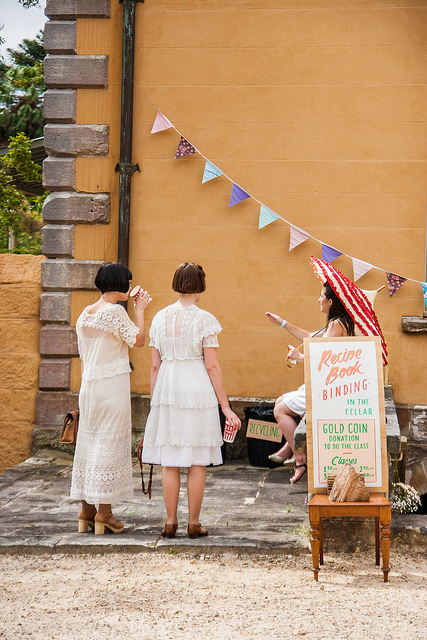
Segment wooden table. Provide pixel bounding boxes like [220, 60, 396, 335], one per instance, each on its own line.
[308, 493, 392, 582]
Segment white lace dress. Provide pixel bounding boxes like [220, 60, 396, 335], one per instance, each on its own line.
[142, 302, 223, 467]
[70, 303, 139, 505]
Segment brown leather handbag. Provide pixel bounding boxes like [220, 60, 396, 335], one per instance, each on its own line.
[61, 410, 79, 445]
[137, 438, 153, 499]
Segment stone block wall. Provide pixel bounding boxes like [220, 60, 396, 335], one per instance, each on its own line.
[0, 255, 44, 472]
[34, 0, 111, 448]
[396, 404, 427, 496]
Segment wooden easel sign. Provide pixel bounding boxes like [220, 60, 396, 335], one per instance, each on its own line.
[304, 336, 387, 494]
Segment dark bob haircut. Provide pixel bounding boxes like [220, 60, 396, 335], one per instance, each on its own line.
[94, 262, 133, 294]
[172, 262, 206, 294]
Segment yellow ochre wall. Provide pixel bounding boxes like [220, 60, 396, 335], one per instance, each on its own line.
[0, 255, 43, 473]
[71, 0, 427, 406]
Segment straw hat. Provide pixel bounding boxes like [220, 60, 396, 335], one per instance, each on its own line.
[310, 256, 388, 365]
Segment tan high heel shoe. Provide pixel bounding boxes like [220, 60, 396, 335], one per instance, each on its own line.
[94, 511, 124, 535]
[78, 505, 97, 533]
[187, 524, 208, 539]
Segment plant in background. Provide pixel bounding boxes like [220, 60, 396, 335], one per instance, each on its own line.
[390, 482, 421, 514]
[0, 31, 45, 146]
[390, 455, 421, 514]
[0, 133, 46, 254]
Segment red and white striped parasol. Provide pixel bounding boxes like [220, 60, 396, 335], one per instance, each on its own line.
[310, 256, 388, 365]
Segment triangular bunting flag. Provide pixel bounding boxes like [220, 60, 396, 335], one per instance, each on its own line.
[421, 282, 427, 305]
[202, 160, 223, 184]
[352, 257, 373, 282]
[386, 272, 407, 297]
[151, 111, 173, 134]
[289, 224, 311, 251]
[228, 183, 250, 207]
[174, 136, 197, 159]
[321, 244, 342, 263]
[258, 205, 280, 229]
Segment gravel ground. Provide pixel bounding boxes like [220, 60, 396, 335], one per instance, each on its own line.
[1, 548, 426, 640]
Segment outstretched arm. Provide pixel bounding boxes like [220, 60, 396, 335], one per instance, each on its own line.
[265, 312, 311, 342]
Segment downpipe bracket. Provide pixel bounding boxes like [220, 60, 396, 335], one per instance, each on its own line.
[115, 162, 140, 175]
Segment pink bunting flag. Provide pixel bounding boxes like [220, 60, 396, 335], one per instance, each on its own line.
[321, 244, 342, 263]
[174, 136, 197, 159]
[151, 111, 173, 134]
[228, 183, 250, 207]
[352, 257, 373, 282]
[289, 224, 311, 251]
[386, 272, 407, 297]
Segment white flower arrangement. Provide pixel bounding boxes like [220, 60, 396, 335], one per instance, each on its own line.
[390, 482, 421, 514]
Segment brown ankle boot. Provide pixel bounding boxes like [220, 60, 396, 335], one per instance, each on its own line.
[94, 511, 124, 535]
[78, 505, 97, 533]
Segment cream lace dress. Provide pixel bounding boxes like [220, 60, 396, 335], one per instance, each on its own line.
[70, 303, 139, 505]
[142, 302, 223, 467]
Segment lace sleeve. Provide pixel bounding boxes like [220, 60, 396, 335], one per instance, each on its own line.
[149, 311, 162, 350]
[108, 304, 139, 347]
[194, 311, 222, 349]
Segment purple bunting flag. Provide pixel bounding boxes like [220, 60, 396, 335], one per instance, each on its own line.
[321, 244, 342, 263]
[174, 136, 197, 159]
[386, 272, 407, 297]
[228, 183, 250, 207]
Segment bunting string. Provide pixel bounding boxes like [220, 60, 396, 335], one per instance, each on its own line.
[151, 111, 427, 301]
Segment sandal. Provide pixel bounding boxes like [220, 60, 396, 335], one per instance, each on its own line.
[290, 463, 307, 485]
[162, 524, 178, 539]
[187, 524, 208, 539]
[268, 451, 293, 464]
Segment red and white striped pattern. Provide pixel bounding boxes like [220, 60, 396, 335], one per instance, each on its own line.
[310, 256, 388, 365]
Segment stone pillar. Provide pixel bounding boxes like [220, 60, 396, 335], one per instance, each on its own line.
[35, 2, 112, 450]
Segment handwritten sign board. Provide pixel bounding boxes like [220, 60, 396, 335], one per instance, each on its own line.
[246, 419, 282, 443]
[304, 336, 387, 494]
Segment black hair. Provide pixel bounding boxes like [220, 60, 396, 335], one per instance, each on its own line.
[324, 281, 355, 336]
[94, 262, 133, 294]
[172, 262, 206, 294]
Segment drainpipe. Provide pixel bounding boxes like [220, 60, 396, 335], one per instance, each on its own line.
[115, 0, 143, 267]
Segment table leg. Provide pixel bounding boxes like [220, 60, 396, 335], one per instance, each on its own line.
[380, 507, 391, 582]
[319, 518, 324, 566]
[309, 508, 321, 581]
[375, 517, 380, 566]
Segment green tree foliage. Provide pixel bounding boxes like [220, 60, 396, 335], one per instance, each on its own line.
[0, 31, 46, 146]
[0, 133, 46, 254]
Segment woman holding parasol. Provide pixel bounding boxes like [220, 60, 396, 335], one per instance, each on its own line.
[266, 257, 387, 485]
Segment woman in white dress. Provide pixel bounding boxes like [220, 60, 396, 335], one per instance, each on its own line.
[142, 262, 241, 539]
[266, 281, 355, 484]
[70, 262, 152, 534]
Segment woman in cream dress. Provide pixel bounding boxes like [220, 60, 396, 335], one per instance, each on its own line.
[70, 262, 151, 534]
[142, 262, 240, 539]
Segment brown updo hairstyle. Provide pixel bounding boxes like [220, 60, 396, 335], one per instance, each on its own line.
[172, 262, 206, 294]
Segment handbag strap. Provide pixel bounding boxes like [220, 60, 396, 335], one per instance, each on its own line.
[137, 439, 153, 499]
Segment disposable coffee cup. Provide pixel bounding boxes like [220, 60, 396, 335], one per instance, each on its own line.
[287, 345, 296, 366]
[130, 285, 142, 298]
[223, 421, 237, 443]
